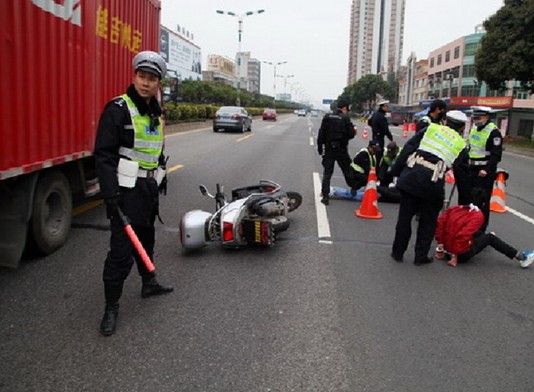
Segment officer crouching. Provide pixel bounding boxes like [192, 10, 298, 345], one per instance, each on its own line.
[390, 110, 469, 265]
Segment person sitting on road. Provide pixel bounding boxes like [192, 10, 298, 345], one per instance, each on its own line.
[377, 141, 401, 188]
[434, 188, 534, 268]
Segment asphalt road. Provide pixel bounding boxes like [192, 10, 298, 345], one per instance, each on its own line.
[1, 114, 533, 392]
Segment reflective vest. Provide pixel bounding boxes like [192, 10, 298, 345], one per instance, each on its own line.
[118, 94, 164, 170]
[468, 122, 497, 162]
[418, 123, 466, 167]
[383, 147, 402, 167]
[351, 148, 376, 174]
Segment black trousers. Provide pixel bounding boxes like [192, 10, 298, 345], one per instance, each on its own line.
[458, 232, 517, 263]
[321, 150, 356, 196]
[392, 190, 443, 262]
[469, 167, 496, 232]
[103, 215, 156, 285]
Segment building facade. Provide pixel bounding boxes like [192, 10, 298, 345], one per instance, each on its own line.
[347, 0, 406, 84]
[236, 52, 261, 94]
[203, 55, 236, 86]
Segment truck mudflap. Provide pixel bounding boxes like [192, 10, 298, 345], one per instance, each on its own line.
[0, 174, 38, 268]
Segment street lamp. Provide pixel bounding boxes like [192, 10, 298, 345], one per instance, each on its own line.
[216, 9, 265, 106]
[276, 74, 295, 100]
[262, 60, 287, 105]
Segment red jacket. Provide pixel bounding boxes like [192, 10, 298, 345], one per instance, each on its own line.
[435, 205, 485, 255]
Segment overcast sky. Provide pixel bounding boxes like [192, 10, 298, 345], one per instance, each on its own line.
[160, 0, 504, 107]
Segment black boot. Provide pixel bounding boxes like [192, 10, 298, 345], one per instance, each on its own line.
[141, 276, 174, 298]
[100, 283, 122, 336]
[321, 194, 329, 205]
[100, 305, 119, 336]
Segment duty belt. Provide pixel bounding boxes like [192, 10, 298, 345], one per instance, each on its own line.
[138, 168, 156, 178]
[469, 160, 487, 166]
[406, 153, 446, 182]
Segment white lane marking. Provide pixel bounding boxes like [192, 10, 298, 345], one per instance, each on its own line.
[506, 207, 534, 225]
[313, 172, 332, 243]
[310, 137, 314, 146]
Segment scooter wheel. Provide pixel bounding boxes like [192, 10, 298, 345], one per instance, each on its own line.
[286, 192, 302, 212]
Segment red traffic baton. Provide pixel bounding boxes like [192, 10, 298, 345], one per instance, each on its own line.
[117, 206, 156, 273]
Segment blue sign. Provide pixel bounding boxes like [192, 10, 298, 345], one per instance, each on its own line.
[322, 99, 334, 105]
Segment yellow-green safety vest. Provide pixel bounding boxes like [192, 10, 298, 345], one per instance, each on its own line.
[118, 94, 164, 170]
[351, 148, 376, 174]
[468, 122, 497, 161]
[418, 123, 466, 167]
[383, 147, 402, 166]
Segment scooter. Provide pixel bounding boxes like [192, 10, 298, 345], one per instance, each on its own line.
[179, 179, 302, 250]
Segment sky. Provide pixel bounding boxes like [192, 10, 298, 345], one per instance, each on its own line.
[160, 0, 504, 108]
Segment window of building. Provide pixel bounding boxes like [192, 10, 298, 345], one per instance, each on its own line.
[437, 54, 442, 65]
[454, 46, 460, 59]
[445, 50, 450, 62]
[464, 42, 480, 56]
[430, 58, 434, 68]
[461, 85, 478, 96]
[518, 120, 534, 138]
[463, 64, 476, 77]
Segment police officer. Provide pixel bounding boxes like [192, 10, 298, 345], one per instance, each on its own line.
[390, 110, 469, 265]
[94, 51, 173, 336]
[377, 141, 401, 188]
[369, 99, 393, 151]
[350, 140, 380, 190]
[416, 99, 447, 132]
[466, 106, 503, 232]
[317, 98, 357, 205]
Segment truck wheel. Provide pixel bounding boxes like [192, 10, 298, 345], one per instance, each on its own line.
[29, 171, 72, 255]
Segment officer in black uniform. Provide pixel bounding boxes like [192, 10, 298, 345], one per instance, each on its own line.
[390, 111, 469, 265]
[94, 51, 173, 336]
[466, 106, 503, 232]
[317, 99, 357, 205]
[369, 99, 393, 151]
[416, 99, 447, 132]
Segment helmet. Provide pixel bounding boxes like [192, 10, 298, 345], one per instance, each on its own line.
[132, 51, 167, 79]
[337, 98, 350, 108]
[446, 110, 468, 124]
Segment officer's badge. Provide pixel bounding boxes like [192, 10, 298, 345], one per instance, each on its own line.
[493, 137, 501, 146]
[114, 98, 125, 107]
[145, 126, 159, 135]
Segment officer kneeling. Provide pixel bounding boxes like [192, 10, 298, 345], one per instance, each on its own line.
[390, 110, 469, 265]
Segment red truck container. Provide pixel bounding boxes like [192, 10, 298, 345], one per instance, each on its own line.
[0, 0, 161, 267]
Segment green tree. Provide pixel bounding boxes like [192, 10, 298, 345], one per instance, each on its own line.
[338, 74, 396, 113]
[476, 0, 534, 92]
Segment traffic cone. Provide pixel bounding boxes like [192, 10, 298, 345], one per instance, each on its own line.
[355, 167, 383, 219]
[361, 127, 368, 139]
[409, 122, 416, 132]
[445, 169, 455, 184]
[490, 169, 508, 213]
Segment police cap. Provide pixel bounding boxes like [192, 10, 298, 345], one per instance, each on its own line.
[337, 98, 350, 108]
[470, 106, 493, 117]
[133, 51, 167, 79]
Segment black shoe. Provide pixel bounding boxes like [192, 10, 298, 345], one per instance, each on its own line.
[350, 188, 358, 197]
[100, 307, 118, 336]
[414, 256, 433, 266]
[321, 195, 329, 205]
[141, 278, 174, 298]
[391, 252, 403, 262]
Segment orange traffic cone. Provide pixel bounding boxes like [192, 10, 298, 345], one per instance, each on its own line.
[409, 122, 416, 132]
[445, 169, 455, 184]
[355, 167, 383, 219]
[490, 169, 508, 213]
[361, 127, 368, 139]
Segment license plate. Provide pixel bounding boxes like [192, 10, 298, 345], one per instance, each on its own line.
[242, 220, 273, 246]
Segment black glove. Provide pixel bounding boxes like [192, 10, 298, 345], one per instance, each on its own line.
[158, 175, 167, 195]
[104, 196, 121, 219]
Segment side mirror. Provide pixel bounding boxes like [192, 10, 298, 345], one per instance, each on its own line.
[199, 185, 208, 196]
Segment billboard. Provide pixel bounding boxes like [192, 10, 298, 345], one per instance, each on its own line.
[207, 55, 236, 77]
[160, 26, 201, 80]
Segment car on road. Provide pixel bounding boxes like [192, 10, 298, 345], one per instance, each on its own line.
[213, 106, 252, 133]
[262, 108, 277, 121]
[296, 109, 306, 117]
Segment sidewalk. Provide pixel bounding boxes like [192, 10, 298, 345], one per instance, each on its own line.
[504, 145, 534, 158]
[165, 120, 211, 134]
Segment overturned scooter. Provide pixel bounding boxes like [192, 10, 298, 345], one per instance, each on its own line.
[179, 179, 302, 250]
